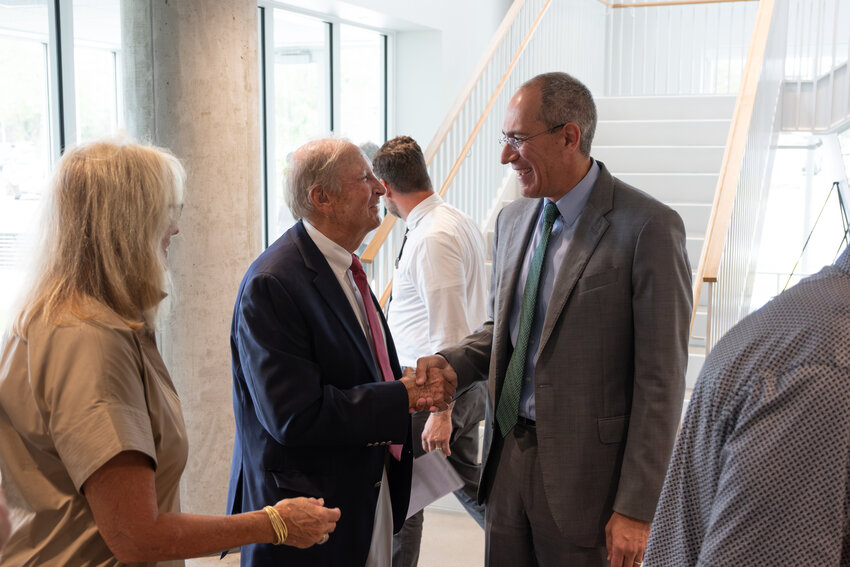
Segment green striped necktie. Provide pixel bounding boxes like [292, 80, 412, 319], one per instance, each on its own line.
[496, 201, 559, 437]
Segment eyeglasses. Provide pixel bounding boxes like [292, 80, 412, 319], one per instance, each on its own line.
[499, 123, 566, 150]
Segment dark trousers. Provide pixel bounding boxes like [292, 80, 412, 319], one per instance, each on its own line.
[392, 383, 487, 567]
[485, 421, 608, 567]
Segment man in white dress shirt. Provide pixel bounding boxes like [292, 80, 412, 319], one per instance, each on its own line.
[373, 136, 489, 567]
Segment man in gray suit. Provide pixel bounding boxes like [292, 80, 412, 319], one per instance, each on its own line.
[416, 72, 692, 566]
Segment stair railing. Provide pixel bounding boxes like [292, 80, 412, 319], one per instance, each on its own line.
[781, 0, 850, 132]
[361, 0, 554, 306]
[597, 0, 753, 6]
[691, 0, 788, 352]
[600, 0, 759, 96]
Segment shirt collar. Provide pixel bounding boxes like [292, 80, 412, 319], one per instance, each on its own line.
[406, 193, 443, 230]
[303, 219, 357, 277]
[545, 158, 600, 229]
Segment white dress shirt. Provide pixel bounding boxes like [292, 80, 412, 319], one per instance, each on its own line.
[302, 219, 393, 567]
[303, 219, 389, 374]
[387, 193, 488, 365]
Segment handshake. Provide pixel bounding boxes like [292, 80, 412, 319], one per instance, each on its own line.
[399, 355, 457, 413]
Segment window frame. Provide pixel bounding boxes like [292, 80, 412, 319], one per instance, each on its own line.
[257, 1, 393, 247]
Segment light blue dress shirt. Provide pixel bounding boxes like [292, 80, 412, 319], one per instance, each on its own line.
[508, 160, 600, 420]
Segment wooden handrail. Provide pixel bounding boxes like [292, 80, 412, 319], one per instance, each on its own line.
[597, 0, 757, 8]
[435, 1, 551, 200]
[361, 0, 528, 265]
[689, 0, 775, 336]
[421, 0, 527, 168]
[379, 276, 393, 307]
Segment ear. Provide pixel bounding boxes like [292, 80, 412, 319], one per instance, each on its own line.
[561, 122, 582, 153]
[309, 184, 334, 216]
[379, 178, 393, 197]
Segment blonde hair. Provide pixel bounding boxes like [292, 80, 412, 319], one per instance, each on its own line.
[12, 139, 185, 335]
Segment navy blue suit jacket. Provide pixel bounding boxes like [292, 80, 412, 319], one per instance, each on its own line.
[226, 221, 413, 566]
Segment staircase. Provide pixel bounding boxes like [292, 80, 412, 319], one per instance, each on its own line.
[593, 94, 736, 388]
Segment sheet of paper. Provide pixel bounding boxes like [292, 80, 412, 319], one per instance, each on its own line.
[406, 449, 465, 519]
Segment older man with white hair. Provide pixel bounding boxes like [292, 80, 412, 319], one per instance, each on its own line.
[227, 138, 457, 567]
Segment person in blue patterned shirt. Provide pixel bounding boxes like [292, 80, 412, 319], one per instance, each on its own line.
[645, 245, 850, 566]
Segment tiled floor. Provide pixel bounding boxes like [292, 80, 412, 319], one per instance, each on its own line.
[186, 507, 485, 566]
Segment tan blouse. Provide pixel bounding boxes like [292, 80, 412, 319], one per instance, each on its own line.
[0, 302, 188, 566]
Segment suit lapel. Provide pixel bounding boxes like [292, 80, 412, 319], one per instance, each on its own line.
[493, 200, 540, 388]
[293, 222, 381, 381]
[537, 164, 614, 354]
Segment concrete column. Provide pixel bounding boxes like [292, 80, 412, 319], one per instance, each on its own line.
[123, 0, 262, 515]
[120, 0, 154, 142]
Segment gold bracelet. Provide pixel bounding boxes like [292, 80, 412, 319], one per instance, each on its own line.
[263, 505, 288, 545]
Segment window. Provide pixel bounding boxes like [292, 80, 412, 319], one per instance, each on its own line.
[259, 5, 389, 244]
[0, 0, 124, 331]
[339, 24, 386, 148]
[751, 132, 850, 311]
[0, 0, 52, 330]
[265, 9, 331, 240]
[72, 0, 122, 143]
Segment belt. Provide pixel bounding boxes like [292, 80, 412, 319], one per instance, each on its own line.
[516, 415, 536, 428]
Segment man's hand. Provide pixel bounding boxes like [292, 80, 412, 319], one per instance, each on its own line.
[422, 409, 453, 456]
[605, 511, 650, 567]
[399, 356, 457, 412]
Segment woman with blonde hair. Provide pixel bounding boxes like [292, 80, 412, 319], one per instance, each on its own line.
[0, 139, 339, 566]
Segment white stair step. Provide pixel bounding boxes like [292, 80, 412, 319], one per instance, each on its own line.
[596, 146, 725, 174]
[691, 307, 707, 336]
[693, 277, 710, 308]
[668, 203, 711, 236]
[617, 173, 717, 203]
[686, 350, 705, 389]
[686, 237, 703, 268]
[595, 95, 737, 120]
[594, 119, 730, 146]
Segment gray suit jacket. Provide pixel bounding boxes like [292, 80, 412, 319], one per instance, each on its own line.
[442, 162, 691, 547]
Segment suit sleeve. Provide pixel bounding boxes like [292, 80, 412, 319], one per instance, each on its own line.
[235, 271, 410, 448]
[614, 206, 691, 521]
[440, 207, 506, 393]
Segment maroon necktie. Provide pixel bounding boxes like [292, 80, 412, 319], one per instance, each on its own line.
[350, 254, 403, 460]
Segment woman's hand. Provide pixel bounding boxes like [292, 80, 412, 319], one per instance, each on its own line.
[84, 451, 340, 561]
[274, 497, 340, 548]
